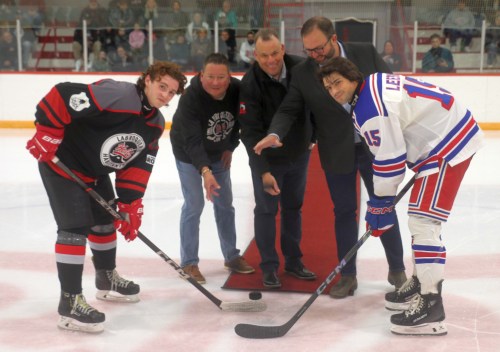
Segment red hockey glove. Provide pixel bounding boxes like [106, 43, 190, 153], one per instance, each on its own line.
[114, 199, 144, 241]
[26, 124, 64, 162]
[365, 196, 396, 237]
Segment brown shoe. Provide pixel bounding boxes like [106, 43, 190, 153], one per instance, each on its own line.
[181, 264, 206, 284]
[224, 256, 255, 274]
[329, 276, 357, 299]
[388, 271, 407, 289]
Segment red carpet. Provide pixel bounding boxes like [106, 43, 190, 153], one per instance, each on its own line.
[222, 148, 359, 293]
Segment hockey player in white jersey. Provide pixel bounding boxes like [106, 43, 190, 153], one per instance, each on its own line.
[318, 57, 483, 336]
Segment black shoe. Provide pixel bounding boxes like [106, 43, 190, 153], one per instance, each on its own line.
[263, 271, 282, 288]
[285, 265, 317, 280]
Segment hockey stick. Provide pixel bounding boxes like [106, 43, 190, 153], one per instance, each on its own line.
[51, 157, 266, 313]
[234, 175, 417, 338]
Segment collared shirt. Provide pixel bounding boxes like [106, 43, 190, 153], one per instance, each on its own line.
[268, 63, 288, 88]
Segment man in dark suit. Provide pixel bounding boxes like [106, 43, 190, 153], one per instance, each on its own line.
[254, 16, 407, 298]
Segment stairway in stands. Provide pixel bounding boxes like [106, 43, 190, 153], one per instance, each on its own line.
[263, 0, 304, 57]
[28, 26, 75, 71]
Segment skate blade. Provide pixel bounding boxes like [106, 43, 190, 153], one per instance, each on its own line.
[390, 321, 447, 336]
[58, 316, 104, 333]
[96, 290, 140, 303]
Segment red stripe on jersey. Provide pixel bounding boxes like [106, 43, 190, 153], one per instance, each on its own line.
[116, 167, 151, 187]
[88, 233, 117, 244]
[439, 117, 476, 158]
[414, 251, 447, 258]
[39, 100, 64, 128]
[115, 181, 146, 193]
[47, 162, 96, 183]
[44, 86, 72, 125]
[55, 243, 86, 255]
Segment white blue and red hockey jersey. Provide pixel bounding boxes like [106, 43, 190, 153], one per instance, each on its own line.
[353, 73, 484, 197]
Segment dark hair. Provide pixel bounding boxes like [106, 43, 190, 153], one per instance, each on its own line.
[301, 16, 335, 38]
[137, 61, 187, 94]
[430, 33, 441, 41]
[203, 52, 230, 70]
[318, 57, 364, 83]
[254, 28, 280, 43]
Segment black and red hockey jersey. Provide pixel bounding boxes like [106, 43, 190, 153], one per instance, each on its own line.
[34, 79, 165, 203]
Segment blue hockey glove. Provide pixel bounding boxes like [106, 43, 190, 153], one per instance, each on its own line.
[365, 196, 396, 237]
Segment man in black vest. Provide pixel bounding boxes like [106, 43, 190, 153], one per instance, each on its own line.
[254, 16, 407, 298]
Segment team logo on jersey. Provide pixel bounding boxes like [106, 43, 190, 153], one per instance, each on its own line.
[69, 92, 91, 112]
[239, 102, 246, 115]
[206, 111, 235, 143]
[100, 134, 146, 169]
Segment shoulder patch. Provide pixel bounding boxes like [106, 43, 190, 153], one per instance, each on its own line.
[69, 92, 91, 112]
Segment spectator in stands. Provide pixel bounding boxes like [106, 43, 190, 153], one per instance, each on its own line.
[142, 0, 160, 27]
[19, 5, 45, 69]
[249, 0, 264, 29]
[129, 0, 145, 22]
[152, 32, 168, 61]
[91, 50, 111, 71]
[0, 0, 16, 25]
[486, 12, 500, 67]
[239, 30, 255, 70]
[114, 27, 130, 51]
[422, 33, 454, 72]
[191, 27, 212, 71]
[443, 0, 476, 52]
[219, 28, 236, 66]
[109, 44, 134, 71]
[99, 27, 117, 54]
[169, 33, 190, 70]
[109, 0, 136, 30]
[0, 29, 17, 70]
[215, 0, 237, 29]
[196, 0, 218, 24]
[163, 0, 190, 44]
[186, 11, 211, 44]
[129, 22, 146, 54]
[73, 0, 108, 72]
[380, 40, 402, 71]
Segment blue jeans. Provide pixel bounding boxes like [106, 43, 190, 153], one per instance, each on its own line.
[175, 159, 240, 267]
[252, 151, 310, 272]
[324, 144, 405, 276]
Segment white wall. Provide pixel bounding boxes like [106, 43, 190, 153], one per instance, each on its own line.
[0, 72, 498, 123]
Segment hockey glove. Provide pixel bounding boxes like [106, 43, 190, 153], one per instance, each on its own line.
[26, 124, 64, 162]
[365, 196, 395, 237]
[114, 199, 144, 241]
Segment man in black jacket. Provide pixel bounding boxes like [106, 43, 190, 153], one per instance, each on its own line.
[239, 29, 316, 288]
[170, 53, 255, 285]
[254, 16, 407, 298]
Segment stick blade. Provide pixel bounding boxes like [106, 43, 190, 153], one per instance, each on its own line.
[220, 300, 267, 312]
[234, 323, 288, 339]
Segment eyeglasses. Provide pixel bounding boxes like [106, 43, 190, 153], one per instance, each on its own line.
[303, 38, 331, 56]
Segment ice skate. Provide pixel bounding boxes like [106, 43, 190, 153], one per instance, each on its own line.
[57, 291, 105, 333]
[385, 275, 420, 311]
[95, 269, 140, 303]
[390, 281, 447, 336]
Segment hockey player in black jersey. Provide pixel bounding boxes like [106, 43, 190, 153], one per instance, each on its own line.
[26, 62, 187, 333]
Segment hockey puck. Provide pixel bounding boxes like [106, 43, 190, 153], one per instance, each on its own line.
[249, 291, 262, 300]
